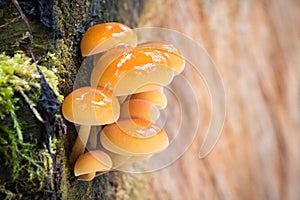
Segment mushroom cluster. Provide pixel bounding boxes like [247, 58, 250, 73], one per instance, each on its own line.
[62, 22, 185, 181]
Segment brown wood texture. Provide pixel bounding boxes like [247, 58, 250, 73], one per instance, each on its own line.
[137, 0, 300, 199]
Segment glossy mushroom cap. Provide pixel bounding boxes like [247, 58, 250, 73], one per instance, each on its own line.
[130, 88, 167, 109]
[137, 41, 185, 74]
[91, 45, 133, 89]
[62, 87, 120, 125]
[100, 119, 169, 156]
[80, 22, 137, 57]
[91, 46, 180, 96]
[74, 150, 112, 176]
[120, 99, 160, 122]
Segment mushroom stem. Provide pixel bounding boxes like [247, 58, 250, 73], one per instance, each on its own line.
[88, 126, 99, 150]
[69, 125, 91, 164]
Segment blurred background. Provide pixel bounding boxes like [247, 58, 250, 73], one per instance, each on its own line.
[136, 0, 300, 199]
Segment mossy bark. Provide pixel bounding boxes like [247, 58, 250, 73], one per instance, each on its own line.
[0, 1, 145, 199]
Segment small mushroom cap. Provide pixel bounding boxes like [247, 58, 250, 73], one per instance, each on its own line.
[80, 22, 137, 57]
[62, 87, 120, 125]
[100, 119, 169, 156]
[74, 150, 112, 176]
[77, 172, 96, 181]
[91, 47, 179, 95]
[130, 88, 167, 109]
[120, 99, 160, 122]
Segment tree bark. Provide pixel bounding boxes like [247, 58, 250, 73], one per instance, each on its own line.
[0, 1, 146, 199]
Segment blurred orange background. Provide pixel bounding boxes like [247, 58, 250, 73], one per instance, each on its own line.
[135, 0, 300, 199]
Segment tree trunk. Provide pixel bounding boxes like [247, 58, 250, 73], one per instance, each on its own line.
[0, 1, 146, 199]
[1, 0, 300, 200]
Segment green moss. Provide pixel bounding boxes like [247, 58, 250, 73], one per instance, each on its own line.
[1, 0, 145, 199]
[0, 53, 60, 199]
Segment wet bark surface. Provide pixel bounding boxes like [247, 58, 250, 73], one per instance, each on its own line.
[0, 1, 145, 199]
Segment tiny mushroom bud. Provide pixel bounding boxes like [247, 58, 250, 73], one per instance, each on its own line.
[130, 87, 168, 109]
[74, 150, 112, 180]
[62, 86, 120, 164]
[100, 118, 169, 156]
[120, 99, 160, 122]
[80, 22, 137, 57]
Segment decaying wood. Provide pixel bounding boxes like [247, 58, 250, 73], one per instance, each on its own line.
[0, 1, 146, 199]
[138, 0, 300, 199]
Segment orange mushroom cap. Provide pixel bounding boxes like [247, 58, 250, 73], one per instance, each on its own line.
[120, 99, 160, 122]
[62, 87, 120, 125]
[100, 119, 169, 156]
[91, 45, 162, 94]
[130, 88, 167, 109]
[91, 45, 133, 87]
[80, 22, 137, 57]
[74, 150, 112, 176]
[137, 41, 185, 74]
[90, 46, 180, 95]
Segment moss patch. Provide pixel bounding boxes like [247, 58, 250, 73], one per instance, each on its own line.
[0, 53, 60, 199]
[0, 0, 146, 199]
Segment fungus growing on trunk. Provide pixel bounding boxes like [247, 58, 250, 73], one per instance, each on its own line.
[62, 86, 120, 164]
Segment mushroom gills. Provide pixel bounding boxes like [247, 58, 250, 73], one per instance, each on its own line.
[78, 172, 96, 181]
